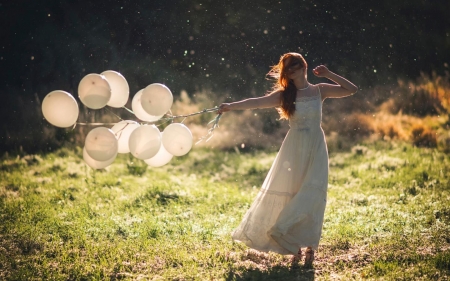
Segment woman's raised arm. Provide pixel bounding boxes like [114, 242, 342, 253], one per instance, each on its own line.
[313, 65, 358, 100]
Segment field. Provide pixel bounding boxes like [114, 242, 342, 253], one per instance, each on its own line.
[1, 141, 450, 280]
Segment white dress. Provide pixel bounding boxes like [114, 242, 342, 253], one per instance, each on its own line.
[232, 84, 328, 255]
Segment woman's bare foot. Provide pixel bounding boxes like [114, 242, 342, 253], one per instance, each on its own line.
[291, 248, 303, 267]
[304, 247, 314, 265]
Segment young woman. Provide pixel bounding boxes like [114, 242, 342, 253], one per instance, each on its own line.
[218, 52, 357, 264]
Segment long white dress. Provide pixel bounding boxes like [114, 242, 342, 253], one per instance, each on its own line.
[232, 83, 328, 255]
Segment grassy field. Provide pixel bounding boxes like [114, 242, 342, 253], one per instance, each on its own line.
[1, 142, 450, 280]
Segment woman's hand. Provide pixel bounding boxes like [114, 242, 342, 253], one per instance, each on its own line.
[313, 65, 331, 78]
[218, 103, 232, 114]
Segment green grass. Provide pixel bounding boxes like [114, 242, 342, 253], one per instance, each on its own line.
[1, 143, 449, 280]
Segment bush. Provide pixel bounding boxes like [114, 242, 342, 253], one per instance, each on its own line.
[411, 124, 437, 148]
[385, 73, 450, 117]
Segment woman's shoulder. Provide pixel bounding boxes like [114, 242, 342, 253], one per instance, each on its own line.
[303, 83, 320, 91]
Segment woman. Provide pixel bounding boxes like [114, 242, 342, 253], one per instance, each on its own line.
[218, 52, 357, 264]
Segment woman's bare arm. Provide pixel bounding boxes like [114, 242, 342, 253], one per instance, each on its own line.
[313, 65, 358, 100]
[218, 91, 281, 114]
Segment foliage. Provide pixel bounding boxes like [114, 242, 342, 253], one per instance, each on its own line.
[383, 72, 450, 117]
[1, 143, 450, 280]
[1, 0, 450, 153]
[411, 124, 437, 148]
[2, 72, 449, 155]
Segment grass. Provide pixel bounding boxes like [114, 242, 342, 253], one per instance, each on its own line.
[0, 142, 449, 280]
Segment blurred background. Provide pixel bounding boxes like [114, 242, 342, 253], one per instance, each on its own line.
[1, 0, 449, 154]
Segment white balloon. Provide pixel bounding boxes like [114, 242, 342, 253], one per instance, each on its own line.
[162, 123, 193, 156]
[85, 127, 118, 161]
[128, 125, 161, 160]
[83, 147, 116, 169]
[141, 83, 173, 116]
[131, 89, 163, 122]
[144, 135, 173, 167]
[42, 90, 79, 128]
[101, 70, 129, 108]
[111, 120, 140, 153]
[78, 73, 111, 109]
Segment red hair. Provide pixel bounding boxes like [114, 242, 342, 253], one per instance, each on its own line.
[267, 53, 307, 120]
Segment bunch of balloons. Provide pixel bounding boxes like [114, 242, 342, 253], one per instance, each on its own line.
[42, 70, 195, 169]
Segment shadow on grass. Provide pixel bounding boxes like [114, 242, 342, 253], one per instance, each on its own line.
[224, 264, 315, 281]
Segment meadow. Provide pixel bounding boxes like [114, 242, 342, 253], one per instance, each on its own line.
[1, 72, 449, 280]
[1, 140, 449, 280]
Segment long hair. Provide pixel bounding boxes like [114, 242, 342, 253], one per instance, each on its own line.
[267, 53, 307, 120]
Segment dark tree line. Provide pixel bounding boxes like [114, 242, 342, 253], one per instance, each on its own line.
[0, 0, 449, 152]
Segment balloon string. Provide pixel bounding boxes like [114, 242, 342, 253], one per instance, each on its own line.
[122, 106, 135, 115]
[165, 107, 219, 119]
[75, 107, 220, 127]
[75, 107, 222, 145]
[77, 122, 119, 126]
[106, 108, 123, 121]
[196, 113, 222, 145]
[143, 107, 219, 124]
